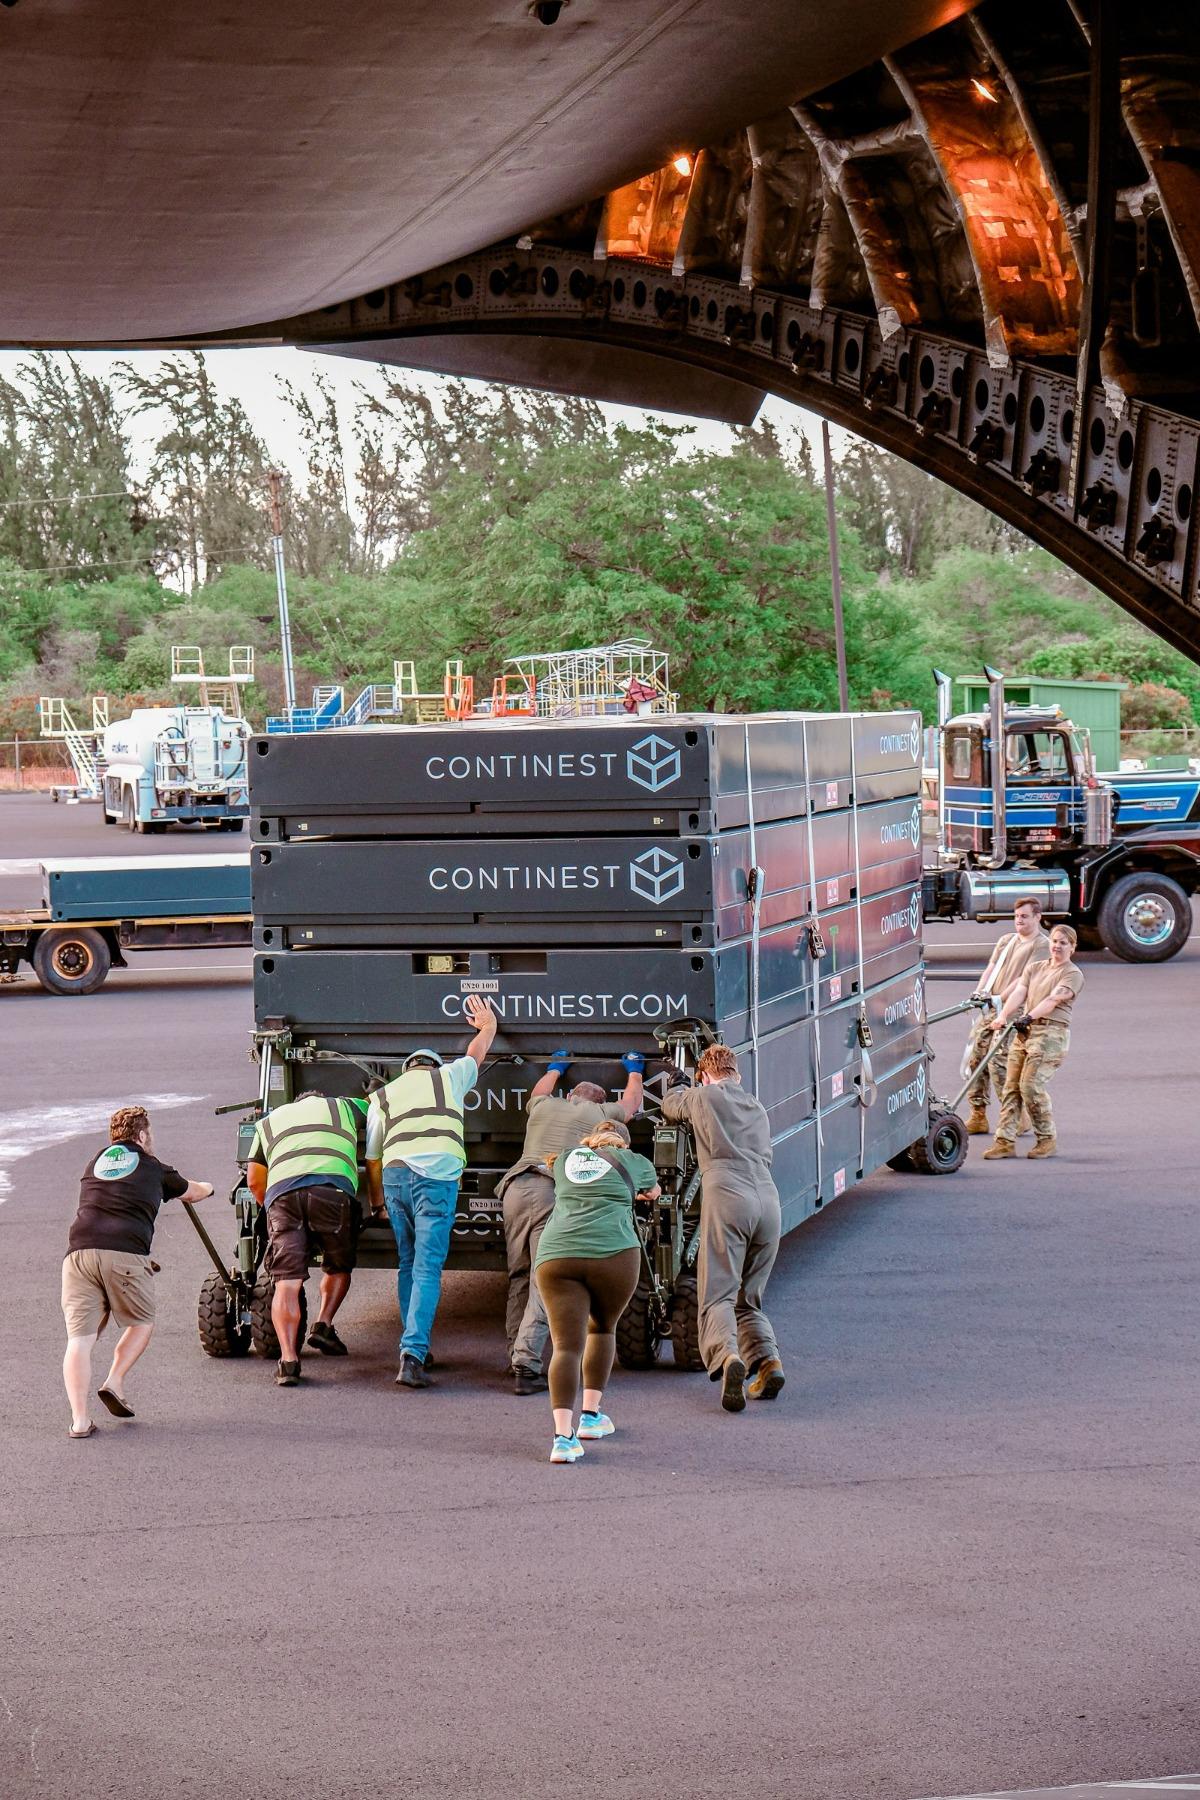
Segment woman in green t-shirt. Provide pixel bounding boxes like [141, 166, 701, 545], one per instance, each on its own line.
[534, 1121, 660, 1464]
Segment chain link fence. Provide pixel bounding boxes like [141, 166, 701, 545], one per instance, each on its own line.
[0, 738, 74, 791]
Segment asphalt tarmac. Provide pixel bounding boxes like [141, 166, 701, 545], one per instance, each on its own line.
[1, 792, 1198, 1800]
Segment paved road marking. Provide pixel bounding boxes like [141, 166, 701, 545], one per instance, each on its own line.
[928, 1776, 1200, 1798]
[0, 1092, 201, 1202]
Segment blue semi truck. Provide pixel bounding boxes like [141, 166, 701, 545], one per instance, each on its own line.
[923, 669, 1200, 962]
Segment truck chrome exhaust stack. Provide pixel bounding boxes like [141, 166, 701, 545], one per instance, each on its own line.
[982, 664, 1007, 870]
[932, 669, 952, 859]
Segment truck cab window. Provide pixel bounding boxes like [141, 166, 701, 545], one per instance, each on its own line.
[949, 735, 973, 782]
[1008, 732, 1068, 779]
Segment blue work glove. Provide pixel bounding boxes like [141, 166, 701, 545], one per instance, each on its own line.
[621, 1052, 646, 1075]
[546, 1049, 571, 1074]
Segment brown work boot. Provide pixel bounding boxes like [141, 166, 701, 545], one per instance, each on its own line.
[1027, 1138, 1057, 1159]
[720, 1356, 747, 1413]
[965, 1106, 990, 1136]
[982, 1140, 1015, 1160]
[747, 1358, 785, 1402]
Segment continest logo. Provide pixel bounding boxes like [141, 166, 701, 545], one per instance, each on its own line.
[627, 734, 681, 793]
[879, 803, 923, 848]
[880, 892, 921, 937]
[882, 976, 925, 1027]
[886, 1061, 927, 1116]
[629, 846, 685, 905]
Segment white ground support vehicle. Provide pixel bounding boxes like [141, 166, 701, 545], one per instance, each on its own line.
[100, 646, 253, 833]
[101, 706, 250, 833]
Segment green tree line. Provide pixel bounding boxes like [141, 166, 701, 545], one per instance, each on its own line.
[0, 351, 1196, 739]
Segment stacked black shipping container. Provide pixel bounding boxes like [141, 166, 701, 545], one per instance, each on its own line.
[249, 712, 929, 1246]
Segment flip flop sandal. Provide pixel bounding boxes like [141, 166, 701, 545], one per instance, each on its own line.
[97, 1388, 135, 1419]
[69, 1422, 97, 1439]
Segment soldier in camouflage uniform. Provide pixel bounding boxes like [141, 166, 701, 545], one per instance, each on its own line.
[983, 924, 1084, 1162]
[962, 897, 1050, 1136]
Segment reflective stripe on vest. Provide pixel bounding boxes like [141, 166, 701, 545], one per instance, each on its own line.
[378, 1066, 465, 1165]
[256, 1095, 361, 1188]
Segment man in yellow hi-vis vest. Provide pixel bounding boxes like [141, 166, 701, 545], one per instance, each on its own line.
[247, 1093, 369, 1387]
[366, 995, 497, 1388]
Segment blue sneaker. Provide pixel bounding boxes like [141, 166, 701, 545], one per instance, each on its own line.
[550, 1432, 584, 1464]
[577, 1410, 614, 1440]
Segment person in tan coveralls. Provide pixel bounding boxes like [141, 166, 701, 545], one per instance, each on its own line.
[660, 1044, 783, 1414]
[984, 924, 1084, 1162]
[963, 897, 1050, 1136]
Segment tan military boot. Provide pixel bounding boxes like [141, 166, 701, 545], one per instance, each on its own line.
[720, 1355, 747, 1413]
[982, 1140, 1015, 1160]
[1027, 1138, 1057, 1159]
[747, 1358, 786, 1402]
[965, 1106, 990, 1136]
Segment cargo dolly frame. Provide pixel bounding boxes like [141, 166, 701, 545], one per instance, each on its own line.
[188, 1001, 978, 1369]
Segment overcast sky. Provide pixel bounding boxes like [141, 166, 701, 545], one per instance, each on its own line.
[0, 346, 837, 492]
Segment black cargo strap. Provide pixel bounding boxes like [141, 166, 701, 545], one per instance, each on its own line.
[592, 1150, 640, 1204]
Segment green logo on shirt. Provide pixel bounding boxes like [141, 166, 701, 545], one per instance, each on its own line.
[95, 1145, 140, 1181]
[563, 1148, 609, 1184]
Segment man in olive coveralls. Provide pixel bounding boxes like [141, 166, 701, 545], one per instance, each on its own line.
[660, 1043, 783, 1413]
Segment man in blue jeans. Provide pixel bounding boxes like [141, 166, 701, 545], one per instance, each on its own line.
[365, 995, 497, 1388]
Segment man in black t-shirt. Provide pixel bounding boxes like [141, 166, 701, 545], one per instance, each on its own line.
[62, 1104, 213, 1439]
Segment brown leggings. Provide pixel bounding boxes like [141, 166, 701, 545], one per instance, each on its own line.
[536, 1248, 641, 1412]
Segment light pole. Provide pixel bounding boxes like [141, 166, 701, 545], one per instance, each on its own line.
[821, 419, 850, 712]
[267, 467, 297, 715]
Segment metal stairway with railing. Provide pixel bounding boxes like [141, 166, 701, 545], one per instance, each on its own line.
[38, 696, 109, 800]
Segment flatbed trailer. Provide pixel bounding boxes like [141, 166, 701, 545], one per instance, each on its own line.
[0, 853, 251, 993]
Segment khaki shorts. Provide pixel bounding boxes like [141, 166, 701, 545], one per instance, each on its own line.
[61, 1248, 157, 1337]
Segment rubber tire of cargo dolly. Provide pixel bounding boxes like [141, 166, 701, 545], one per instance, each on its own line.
[909, 1108, 968, 1176]
[197, 1271, 252, 1358]
[32, 927, 111, 996]
[616, 1276, 663, 1370]
[669, 1279, 706, 1371]
[219, 818, 245, 832]
[1096, 871, 1192, 963]
[249, 1275, 307, 1361]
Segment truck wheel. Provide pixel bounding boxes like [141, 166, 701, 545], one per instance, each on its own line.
[249, 1275, 307, 1360]
[616, 1276, 663, 1369]
[32, 927, 112, 996]
[669, 1278, 705, 1371]
[1097, 871, 1192, 963]
[909, 1108, 968, 1176]
[102, 806, 117, 826]
[122, 791, 139, 833]
[197, 1271, 251, 1357]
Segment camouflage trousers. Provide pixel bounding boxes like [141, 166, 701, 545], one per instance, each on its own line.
[997, 1025, 1070, 1145]
[964, 1015, 1010, 1109]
